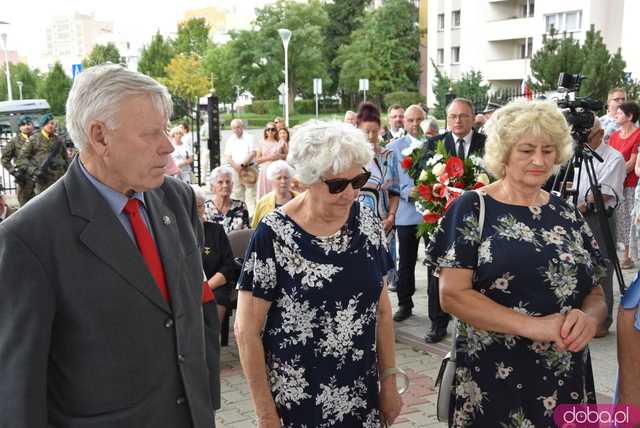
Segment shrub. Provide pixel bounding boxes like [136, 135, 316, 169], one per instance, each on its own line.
[246, 99, 280, 115]
[383, 91, 424, 109]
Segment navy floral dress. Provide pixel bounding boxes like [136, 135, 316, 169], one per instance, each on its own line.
[238, 202, 392, 427]
[426, 191, 605, 428]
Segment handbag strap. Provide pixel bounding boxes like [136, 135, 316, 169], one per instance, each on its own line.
[449, 190, 486, 359]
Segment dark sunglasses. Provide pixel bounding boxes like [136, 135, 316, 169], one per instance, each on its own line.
[267, 128, 277, 132]
[320, 169, 371, 194]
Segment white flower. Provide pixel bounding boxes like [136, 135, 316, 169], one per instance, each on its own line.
[401, 147, 414, 156]
[418, 169, 429, 181]
[529, 206, 542, 216]
[559, 252, 575, 264]
[493, 278, 509, 290]
[426, 153, 444, 167]
[432, 163, 446, 176]
[476, 173, 490, 185]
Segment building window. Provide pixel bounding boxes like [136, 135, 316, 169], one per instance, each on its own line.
[437, 13, 445, 31]
[520, 37, 533, 58]
[451, 46, 460, 64]
[545, 11, 581, 33]
[451, 10, 461, 28]
[521, 0, 534, 17]
[437, 49, 444, 65]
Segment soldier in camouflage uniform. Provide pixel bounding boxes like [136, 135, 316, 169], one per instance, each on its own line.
[20, 113, 69, 195]
[1, 116, 35, 206]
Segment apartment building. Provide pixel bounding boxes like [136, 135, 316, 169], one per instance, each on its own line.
[427, 0, 640, 107]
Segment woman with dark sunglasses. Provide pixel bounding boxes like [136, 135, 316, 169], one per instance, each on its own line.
[235, 121, 403, 427]
[256, 122, 288, 200]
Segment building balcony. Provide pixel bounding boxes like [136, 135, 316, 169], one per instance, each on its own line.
[485, 17, 536, 41]
[484, 58, 528, 81]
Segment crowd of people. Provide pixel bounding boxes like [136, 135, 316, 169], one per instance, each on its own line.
[0, 63, 639, 427]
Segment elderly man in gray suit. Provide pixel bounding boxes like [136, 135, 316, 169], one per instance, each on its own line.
[0, 65, 220, 427]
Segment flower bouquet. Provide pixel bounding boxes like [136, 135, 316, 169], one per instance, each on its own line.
[401, 139, 491, 238]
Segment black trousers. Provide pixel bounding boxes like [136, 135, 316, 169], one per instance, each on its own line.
[584, 211, 616, 328]
[427, 272, 451, 329]
[396, 225, 424, 309]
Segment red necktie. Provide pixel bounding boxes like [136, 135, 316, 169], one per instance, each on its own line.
[123, 199, 170, 303]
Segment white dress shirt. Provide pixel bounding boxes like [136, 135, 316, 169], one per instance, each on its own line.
[224, 133, 256, 165]
[452, 131, 473, 158]
[571, 143, 626, 208]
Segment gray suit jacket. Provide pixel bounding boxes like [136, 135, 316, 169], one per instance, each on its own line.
[0, 158, 217, 427]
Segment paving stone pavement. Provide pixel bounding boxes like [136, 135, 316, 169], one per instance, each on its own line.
[216, 241, 629, 427]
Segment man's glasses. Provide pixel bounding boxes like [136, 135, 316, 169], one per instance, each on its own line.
[320, 169, 371, 194]
[447, 114, 472, 122]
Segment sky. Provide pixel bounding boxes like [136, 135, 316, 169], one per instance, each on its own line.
[0, 0, 273, 68]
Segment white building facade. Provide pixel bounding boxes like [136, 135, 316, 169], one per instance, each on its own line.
[427, 0, 640, 107]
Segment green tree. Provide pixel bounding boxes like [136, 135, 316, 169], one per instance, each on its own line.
[228, 0, 331, 113]
[162, 53, 209, 101]
[138, 31, 175, 79]
[173, 18, 212, 57]
[322, 0, 370, 94]
[579, 25, 626, 101]
[429, 60, 452, 119]
[529, 27, 583, 91]
[335, 0, 420, 105]
[38, 62, 72, 115]
[0, 63, 42, 101]
[82, 42, 122, 68]
[203, 43, 240, 106]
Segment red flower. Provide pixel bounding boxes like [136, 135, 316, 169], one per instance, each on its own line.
[453, 181, 465, 189]
[423, 212, 442, 224]
[417, 184, 433, 201]
[472, 182, 485, 189]
[401, 156, 413, 169]
[445, 157, 465, 178]
[432, 183, 447, 199]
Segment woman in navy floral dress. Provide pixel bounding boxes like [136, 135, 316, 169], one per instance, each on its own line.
[426, 101, 607, 427]
[235, 121, 403, 427]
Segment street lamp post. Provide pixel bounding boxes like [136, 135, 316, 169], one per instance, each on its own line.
[278, 28, 291, 128]
[17, 80, 23, 100]
[1, 32, 12, 101]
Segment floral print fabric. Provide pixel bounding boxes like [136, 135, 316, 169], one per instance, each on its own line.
[238, 202, 392, 427]
[426, 191, 605, 428]
[203, 198, 250, 233]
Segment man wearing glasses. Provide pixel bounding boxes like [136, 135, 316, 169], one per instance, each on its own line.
[421, 98, 486, 343]
[600, 88, 627, 144]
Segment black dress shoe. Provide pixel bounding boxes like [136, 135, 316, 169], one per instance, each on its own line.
[424, 327, 447, 343]
[393, 306, 412, 322]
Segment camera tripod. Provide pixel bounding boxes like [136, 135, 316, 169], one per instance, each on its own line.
[554, 137, 626, 294]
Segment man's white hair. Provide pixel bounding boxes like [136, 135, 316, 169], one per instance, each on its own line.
[65, 64, 172, 150]
[266, 160, 293, 182]
[287, 121, 373, 185]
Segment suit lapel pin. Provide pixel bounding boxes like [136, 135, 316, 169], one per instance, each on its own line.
[204, 247, 211, 255]
[163, 216, 171, 225]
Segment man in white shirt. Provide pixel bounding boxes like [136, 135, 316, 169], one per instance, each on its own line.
[572, 117, 626, 337]
[223, 119, 257, 216]
[382, 104, 405, 143]
[599, 88, 626, 144]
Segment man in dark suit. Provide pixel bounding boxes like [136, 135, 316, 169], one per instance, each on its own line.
[423, 97, 486, 343]
[0, 65, 219, 427]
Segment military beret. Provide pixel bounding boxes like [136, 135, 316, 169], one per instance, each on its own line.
[38, 112, 55, 127]
[18, 116, 33, 126]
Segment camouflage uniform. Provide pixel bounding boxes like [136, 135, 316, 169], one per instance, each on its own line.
[20, 130, 69, 195]
[1, 132, 35, 206]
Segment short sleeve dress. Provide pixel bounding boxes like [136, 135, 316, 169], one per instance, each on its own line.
[238, 202, 392, 427]
[426, 191, 605, 428]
